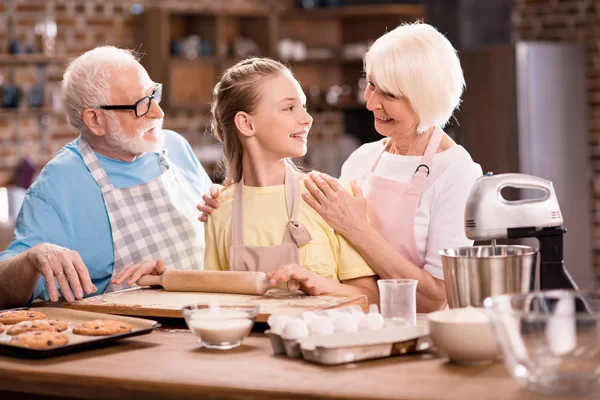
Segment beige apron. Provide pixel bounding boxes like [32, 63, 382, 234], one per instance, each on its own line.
[228, 165, 312, 272]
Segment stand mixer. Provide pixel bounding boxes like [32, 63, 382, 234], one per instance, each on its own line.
[464, 173, 578, 291]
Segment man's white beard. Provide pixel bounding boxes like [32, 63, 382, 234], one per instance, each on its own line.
[105, 114, 165, 155]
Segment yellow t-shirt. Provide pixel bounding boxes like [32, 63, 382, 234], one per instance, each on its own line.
[204, 180, 376, 282]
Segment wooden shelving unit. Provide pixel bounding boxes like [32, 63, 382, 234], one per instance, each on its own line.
[282, 4, 425, 18]
[0, 107, 56, 118]
[136, 3, 426, 113]
[0, 54, 67, 66]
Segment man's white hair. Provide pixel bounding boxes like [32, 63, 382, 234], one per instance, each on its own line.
[364, 23, 465, 133]
[61, 46, 140, 131]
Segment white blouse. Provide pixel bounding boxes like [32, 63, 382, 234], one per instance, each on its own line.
[340, 139, 483, 280]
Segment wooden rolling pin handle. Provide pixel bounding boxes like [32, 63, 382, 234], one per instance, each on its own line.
[137, 274, 162, 287]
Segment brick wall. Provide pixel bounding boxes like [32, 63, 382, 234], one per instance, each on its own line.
[512, 0, 600, 283]
[0, 0, 148, 186]
[0, 0, 343, 186]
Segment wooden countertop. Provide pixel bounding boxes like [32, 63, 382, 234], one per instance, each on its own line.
[0, 329, 591, 400]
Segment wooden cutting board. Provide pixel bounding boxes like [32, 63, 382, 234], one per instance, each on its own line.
[63, 287, 368, 322]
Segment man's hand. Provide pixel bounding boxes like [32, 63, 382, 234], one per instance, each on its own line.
[26, 243, 97, 303]
[110, 260, 166, 286]
[197, 184, 224, 222]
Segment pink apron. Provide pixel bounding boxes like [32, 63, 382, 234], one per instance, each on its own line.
[355, 127, 444, 277]
[228, 165, 312, 272]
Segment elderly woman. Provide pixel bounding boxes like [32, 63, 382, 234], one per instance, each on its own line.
[199, 23, 482, 312]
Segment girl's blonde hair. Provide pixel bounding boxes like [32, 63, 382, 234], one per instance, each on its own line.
[211, 57, 292, 185]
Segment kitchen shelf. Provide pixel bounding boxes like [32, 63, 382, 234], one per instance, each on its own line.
[137, 3, 424, 114]
[165, 8, 271, 17]
[281, 4, 426, 18]
[168, 103, 212, 113]
[0, 54, 66, 66]
[169, 57, 221, 65]
[286, 57, 364, 65]
[0, 107, 57, 118]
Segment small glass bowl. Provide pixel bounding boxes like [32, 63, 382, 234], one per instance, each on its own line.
[485, 290, 600, 396]
[181, 303, 259, 350]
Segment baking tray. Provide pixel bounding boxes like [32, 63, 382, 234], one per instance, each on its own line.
[64, 287, 368, 322]
[0, 307, 159, 359]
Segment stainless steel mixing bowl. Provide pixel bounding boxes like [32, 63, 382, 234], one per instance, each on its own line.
[440, 245, 538, 308]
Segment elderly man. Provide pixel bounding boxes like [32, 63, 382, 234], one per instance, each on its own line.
[0, 46, 211, 307]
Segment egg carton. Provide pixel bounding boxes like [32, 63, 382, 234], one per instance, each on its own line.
[265, 305, 431, 365]
[266, 324, 430, 365]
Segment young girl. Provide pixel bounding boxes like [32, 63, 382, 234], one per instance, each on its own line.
[205, 58, 379, 304]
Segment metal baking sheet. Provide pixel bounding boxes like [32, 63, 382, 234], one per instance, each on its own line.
[0, 307, 158, 359]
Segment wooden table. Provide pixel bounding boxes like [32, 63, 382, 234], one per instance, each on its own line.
[0, 328, 592, 400]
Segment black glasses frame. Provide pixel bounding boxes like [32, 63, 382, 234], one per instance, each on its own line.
[99, 84, 162, 118]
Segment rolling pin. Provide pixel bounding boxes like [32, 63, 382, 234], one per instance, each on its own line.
[136, 270, 301, 295]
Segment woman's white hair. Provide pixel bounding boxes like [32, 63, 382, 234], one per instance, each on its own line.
[364, 22, 465, 133]
[61, 46, 139, 131]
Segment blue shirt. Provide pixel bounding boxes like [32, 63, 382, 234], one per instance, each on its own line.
[0, 130, 212, 301]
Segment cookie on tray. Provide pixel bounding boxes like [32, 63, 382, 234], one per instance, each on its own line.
[6, 319, 69, 336]
[72, 319, 133, 336]
[0, 310, 47, 325]
[10, 331, 69, 349]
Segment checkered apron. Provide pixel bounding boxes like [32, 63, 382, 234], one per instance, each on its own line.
[78, 138, 204, 293]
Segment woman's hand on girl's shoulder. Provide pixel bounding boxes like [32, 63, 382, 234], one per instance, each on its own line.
[302, 172, 370, 240]
[197, 184, 224, 222]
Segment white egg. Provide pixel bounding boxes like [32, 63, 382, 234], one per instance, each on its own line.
[326, 309, 342, 321]
[267, 315, 291, 335]
[301, 311, 319, 324]
[350, 308, 366, 321]
[359, 312, 385, 331]
[282, 318, 309, 340]
[308, 316, 335, 336]
[334, 313, 359, 333]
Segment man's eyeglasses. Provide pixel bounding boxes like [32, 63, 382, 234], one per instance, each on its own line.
[99, 84, 162, 118]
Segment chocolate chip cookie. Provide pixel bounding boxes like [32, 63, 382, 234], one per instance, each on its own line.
[72, 319, 133, 336]
[0, 310, 47, 325]
[6, 319, 68, 336]
[10, 331, 69, 349]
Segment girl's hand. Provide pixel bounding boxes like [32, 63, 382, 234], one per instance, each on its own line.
[197, 184, 224, 222]
[302, 172, 370, 241]
[265, 264, 323, 296]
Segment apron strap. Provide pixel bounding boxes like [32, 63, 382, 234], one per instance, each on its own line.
[77, 136, 168, 194]
[370, 139, 389, 173]
[231, 164, 311, 248]
[284, 165, 299, 221]
[355, 139, 388, 186]
[77, 137, 115, 194]
[283, 164, 311, 247]
[231, 176, 245, 247]
[409, 126, 444, 191]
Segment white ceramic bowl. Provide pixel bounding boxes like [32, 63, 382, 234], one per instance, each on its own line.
[428, 307, 499, 365]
